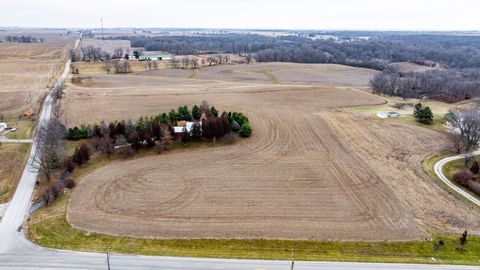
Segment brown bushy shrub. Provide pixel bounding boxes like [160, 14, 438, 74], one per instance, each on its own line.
[63, 157, 76, 173]
[467, 180, 480, 196]
[119, 146, 135, 159]
[64, 178, 76, 189]
[453, 169, 473, 186]
[40, 182, 64, 205]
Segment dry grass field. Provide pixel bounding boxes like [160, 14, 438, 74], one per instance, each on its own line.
[0, 39, 72, 117]
[0, 143, 29, 204]
[64, 62, 480, 241]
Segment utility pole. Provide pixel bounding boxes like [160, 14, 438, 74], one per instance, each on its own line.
[100, 18, 105, 40]
[105, 241, 111, 270]
[290, 249, 295, 270]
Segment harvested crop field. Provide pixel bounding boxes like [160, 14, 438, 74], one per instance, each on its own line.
[143, 63, 377, 85]
[79, 38, 131, 55]
[0, 40, 72, 117]
[65, 63, 480, 241]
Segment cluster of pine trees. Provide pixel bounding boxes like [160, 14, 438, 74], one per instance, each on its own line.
[66, 102, 252, 145]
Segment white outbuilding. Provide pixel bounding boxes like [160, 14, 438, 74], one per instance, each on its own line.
[0, 123, 7, 133]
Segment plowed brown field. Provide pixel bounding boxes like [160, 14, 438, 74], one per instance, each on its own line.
[0, 40, 72, 116]
[66, 63, 480, 240]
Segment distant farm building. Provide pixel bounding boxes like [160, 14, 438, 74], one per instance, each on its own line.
[138, 55, 172, 61]
[0, 123, 6, 133]
[376, 111, 400, 119]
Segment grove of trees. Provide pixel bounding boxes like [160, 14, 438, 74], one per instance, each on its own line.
[370, 69, 480, 102]
[4, 35, 43, 43]
[107, 33, 480, 70]
[66, 102, 252, 154]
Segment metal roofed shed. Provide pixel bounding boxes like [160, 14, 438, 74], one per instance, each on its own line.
[377, 111, 400, 119]
[138, 54, 172, 61]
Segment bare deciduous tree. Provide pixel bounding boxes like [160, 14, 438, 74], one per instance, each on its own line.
[246, 53, 253, 64]
[170, 56, 179, 69]
[103, 61, 114, 74]
[223, 54, 230, 64]
[191, 57, 199, 69]
[450, 109, 480, 152]
[113, 48, 124, 59]
[207, 56, 217, 66]
[113, 60, 132, 74]
[31, 118, 66, 182]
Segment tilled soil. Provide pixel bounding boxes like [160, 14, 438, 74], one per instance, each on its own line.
[66, 63, 455, 240]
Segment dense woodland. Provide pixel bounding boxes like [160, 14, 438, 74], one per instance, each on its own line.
[106, 33, 480, 102]
[111, 33, 480, 70]
[370, 69, 480, 102]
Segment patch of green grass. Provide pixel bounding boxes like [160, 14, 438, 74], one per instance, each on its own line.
[5, 119, 35, 139]
[27, 201, 480, 265]
[387, 114, 447, 132]
[349, 94, 471, 131]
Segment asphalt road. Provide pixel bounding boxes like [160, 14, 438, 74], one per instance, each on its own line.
[0, 38, 478, 269]
[434, 151, 480, 207]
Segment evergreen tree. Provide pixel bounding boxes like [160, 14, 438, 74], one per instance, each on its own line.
[168, 109, 178, 125]
[210, 106, 219, 117]
[414, 103, 433, 125]
[109, 122, 117, 140]
[239, 123, 252, 137]
[192, 105, 200, 120]
[93, 124, 102, 137]
[177, 105, 192, 120]
[116, 121, 126, 135]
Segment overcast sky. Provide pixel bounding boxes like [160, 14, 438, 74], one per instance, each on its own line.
[2, 0, 479, 31]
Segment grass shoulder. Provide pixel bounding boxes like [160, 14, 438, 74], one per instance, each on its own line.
[27, 203, 480, 265]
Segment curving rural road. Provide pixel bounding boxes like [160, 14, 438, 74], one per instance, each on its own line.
[0, 38, 478, 269]
[434, 152, 480, 207]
